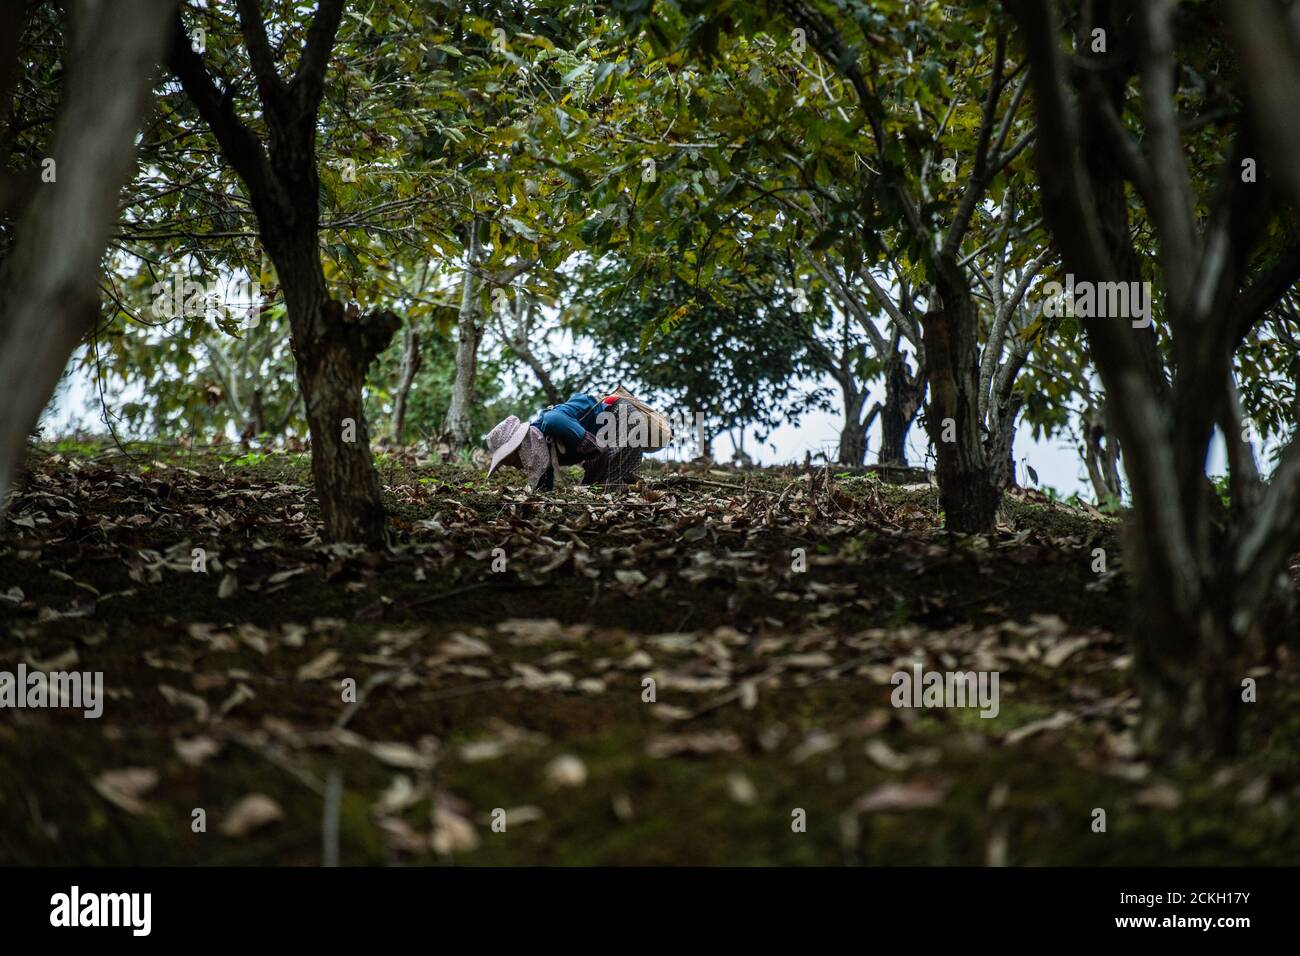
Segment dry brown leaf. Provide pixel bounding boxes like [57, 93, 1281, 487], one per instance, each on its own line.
[852, 778, 949, 812]
[544, 754, 587, 787]
[92, 767, 159, 815]
[431, 799, 479, 855]
[1003, 711, 1074, 745]
[373, 775, 422, 815]
[174, 736, 221, 767]
[158, 684, 210, 722]
[727, 772, 757, 805]
[1135, 782, 1182, 809]
[864, 739, 911, 771]
[377, 816, 428, 854]
[1043, 636, 1090, 668]
[297, 650, 341, 681]
[220, 794, 284, 836]
[646, 731, 742, 758]
[370, 741, 435, 771]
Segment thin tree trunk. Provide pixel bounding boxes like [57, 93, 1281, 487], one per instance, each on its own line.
[520, 353, 561, 407]
[1083, 405, 1122, 505]
[500, 293, 561, 405]
[879, 356, 924, 467]
[0, 0, 174, 511]
[391, 318, 421, 445]
[836, 385, 869, 465]
[443, 223, 482, 452]
[250, 388, 266, 436]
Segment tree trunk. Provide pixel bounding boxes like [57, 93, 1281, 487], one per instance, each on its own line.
[443, 227, 482, 452]
[0, 0, 173, 511]
[524, 358, 561, 407]
[1083, 405, 1123, 505]
[391, 319, 421, 445]
[922, 307, 1001, 532]
[1136, 614, 1241, 760]
[271, 237, 397, 545]
[1127, 536, 1273, 760]
[837, 427, 866, 466]
[878, 405, 908, 467]
[836, 385, 868, 465]
[879, 356, 924, 467]
[296, 317, 391, 544]
[168, 0, 394, 545]
[1006, 0, 1300, 759]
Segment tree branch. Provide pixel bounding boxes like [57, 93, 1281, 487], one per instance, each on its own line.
[291, 0, 346, 114]
[1139, 0, 1197, 310]
[167, 7, 273, 204]
[233, 0, 288, 119]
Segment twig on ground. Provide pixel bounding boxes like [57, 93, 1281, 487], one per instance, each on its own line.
[398, 580, 493, 611]
[227, 731, 325, 796]
[334, 670, 399, 730]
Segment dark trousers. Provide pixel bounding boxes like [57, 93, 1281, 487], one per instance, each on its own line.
[580, 399, 644, 486]
[581, 443, 643, 486]
[536, 399, 646, 490]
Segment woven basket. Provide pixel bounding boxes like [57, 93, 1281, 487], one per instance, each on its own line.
[611, 386, 673, 452]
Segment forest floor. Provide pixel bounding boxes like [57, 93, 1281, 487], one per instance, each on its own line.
[2, 439, 1299, 865]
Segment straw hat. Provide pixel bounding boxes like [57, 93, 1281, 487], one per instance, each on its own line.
[486, 415, 550, 488]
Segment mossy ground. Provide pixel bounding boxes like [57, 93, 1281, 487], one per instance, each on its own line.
[1, 442, 1296, 865]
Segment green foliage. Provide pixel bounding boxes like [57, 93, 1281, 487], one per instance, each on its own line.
[366, 323, 512, 444]
[15, 0, 1298, 499]
[570, 255, 828, 444]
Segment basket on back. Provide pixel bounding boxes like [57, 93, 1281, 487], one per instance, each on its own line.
[610, 386, 673, 452]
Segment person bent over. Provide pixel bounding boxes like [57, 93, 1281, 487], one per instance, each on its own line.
[486, 392, 644, 491]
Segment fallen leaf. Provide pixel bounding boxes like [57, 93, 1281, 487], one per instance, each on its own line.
[373, 775, 422, 815]
[431, 798, 479, 855]
[297, 650, 341, 681]
[1004, 711, 1074, 745]
[220, 794, 284, 836]
[646, 731, 742, 758]
[852, 778, 949, 812]
[864, 739, 911, 771]
[1043, 636, 1090, 668]
[159, 684, 210, 722]
[377, 816, 428, 855]
[1135, 782, 1182, 809]
[727, 772, 757, 805]
[174, 736, 221, 766]
[370, 741, 435, 771]
[92, 767, 159, 815]
[544, 754, 587, 788]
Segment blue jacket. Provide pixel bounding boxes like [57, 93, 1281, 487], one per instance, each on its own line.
[532, 393, 604, 457]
